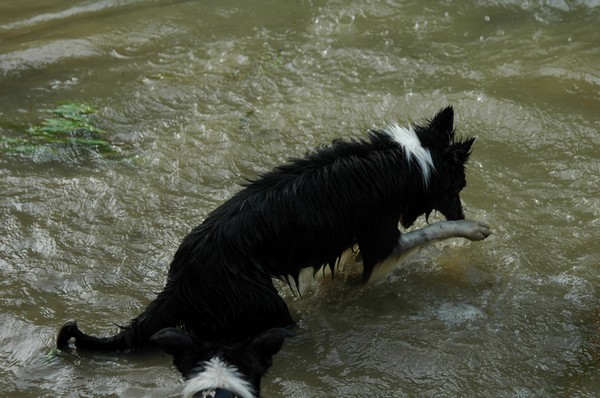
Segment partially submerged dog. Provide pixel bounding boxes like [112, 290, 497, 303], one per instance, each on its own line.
[57, 106, 490, 352]
[151, 327, 291, 398]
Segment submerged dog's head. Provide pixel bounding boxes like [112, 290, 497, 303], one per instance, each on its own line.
[151, 328, 292, 398]
[385, 106, 475, 228]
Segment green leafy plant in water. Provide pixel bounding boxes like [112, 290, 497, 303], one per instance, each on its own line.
[0, 102, 120, 157]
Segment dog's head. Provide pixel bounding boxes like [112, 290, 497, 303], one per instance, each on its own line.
[400, 107, 475, 227]
[151, 328, 292, 398]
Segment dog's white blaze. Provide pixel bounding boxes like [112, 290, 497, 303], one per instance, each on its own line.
[182, 357, 255, 398]
[384, 123, 434, 184]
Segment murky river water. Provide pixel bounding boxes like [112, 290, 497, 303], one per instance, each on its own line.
[1, 1, 599, 397]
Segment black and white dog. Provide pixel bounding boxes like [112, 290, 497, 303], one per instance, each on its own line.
[150, 327, 291, 398]
[57, 106, 489, 352]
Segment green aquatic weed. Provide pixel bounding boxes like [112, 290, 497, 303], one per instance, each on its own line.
[0, 102, 120, 157]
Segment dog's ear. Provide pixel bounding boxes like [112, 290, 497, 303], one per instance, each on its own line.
[417, 106, 455, 149]
[247, 328, 294, 361]
[429, 106, 454, 138]
[451, 137, 476, 164]
[151, 328, 210, 377]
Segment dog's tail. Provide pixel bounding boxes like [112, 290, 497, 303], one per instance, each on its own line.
[56, 285, 178, 351]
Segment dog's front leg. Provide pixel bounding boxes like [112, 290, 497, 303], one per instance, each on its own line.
[392, 220, 491, 258]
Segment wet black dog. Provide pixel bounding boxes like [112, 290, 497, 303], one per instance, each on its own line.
[151, 327, 291, 398]
[57, 106, 489, 352]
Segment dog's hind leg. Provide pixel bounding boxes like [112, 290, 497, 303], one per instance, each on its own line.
[392, 219, 491, 258]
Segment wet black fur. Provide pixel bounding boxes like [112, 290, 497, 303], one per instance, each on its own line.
[57, 106, 474, 351]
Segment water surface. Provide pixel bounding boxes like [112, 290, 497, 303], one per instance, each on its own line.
[1, 1, 599, 397]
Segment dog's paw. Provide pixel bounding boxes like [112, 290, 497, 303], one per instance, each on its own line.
[455, 220, 491, 241]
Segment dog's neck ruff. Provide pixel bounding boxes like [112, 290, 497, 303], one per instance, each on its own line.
[183, 357, 255, 398]
[384, 123, 435, 185]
